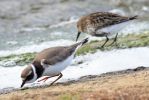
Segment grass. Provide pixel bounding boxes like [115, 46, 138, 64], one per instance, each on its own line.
[0, 53, 36, 66]
[0, 32, 149, 66]
[59, 93, 80, 100]
[77, 32, 149, 55]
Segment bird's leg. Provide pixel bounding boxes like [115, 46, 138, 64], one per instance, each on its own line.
[93, 31, 110, 48]
[37, 76, 51, 82]
[109, 33, 118, 46]
[37, 73, 62, 86]
[50, 73, 63, 86]
[101, 35, 109, 48]
[37, 74, 60, 83]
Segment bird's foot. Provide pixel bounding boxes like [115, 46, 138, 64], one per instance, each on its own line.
[100, 45, 104, 48]
[96, 46, 105, 51]
[114, 43, 120, 48]
[49, 82, 54, 86]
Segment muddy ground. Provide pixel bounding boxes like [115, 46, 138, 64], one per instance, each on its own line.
[0, 66, 149, 100]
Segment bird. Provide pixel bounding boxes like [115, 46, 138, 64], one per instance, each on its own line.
[20, 38, 88, 87]
[76, 12, 137, 48]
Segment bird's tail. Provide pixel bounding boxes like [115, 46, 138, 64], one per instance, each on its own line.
[80, 37, 89, 46]
[129, 15, 138, 20]
[71, 38, 89, 51]
[118, 15, 138, 24]
[69, 38, 89, 54]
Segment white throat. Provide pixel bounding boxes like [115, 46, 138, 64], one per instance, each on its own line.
[30, 64, 38, 82]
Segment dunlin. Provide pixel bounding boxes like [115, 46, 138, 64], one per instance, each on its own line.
[76, 12, 137, 47]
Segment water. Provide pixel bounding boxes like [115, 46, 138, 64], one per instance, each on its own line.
[0, 0, 149, 51]
[0, 0, 149, 89]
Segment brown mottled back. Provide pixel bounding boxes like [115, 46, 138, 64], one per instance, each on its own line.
[77, 12, 135, 34]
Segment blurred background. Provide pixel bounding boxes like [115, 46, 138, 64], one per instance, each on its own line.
[0, 0, 148, 51]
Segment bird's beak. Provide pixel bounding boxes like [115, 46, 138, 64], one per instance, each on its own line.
[76, 32, 81, 41]
[21, 79, 26, 88]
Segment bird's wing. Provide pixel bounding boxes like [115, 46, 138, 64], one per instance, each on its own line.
[40, 46, 76, 66]
[89, 12, 136, 29]
[37, 38, 88, 66]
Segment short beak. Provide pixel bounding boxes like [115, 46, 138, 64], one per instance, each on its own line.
[76, 32, 81, 41]
[21, 79, 26, 88]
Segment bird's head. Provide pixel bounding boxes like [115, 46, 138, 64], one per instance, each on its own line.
[76, 18, 85, 41]
[20, 64, 37, 87]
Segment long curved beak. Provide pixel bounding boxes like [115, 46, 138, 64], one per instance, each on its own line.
[76, 32, 81, 41]
[21, 79, 26, 88]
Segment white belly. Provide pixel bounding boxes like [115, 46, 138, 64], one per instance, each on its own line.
[99, 20, 135, 35]
[42, 54, 74, 76]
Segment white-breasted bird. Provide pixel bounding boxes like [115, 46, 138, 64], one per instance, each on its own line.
[20, 38, 88, 87]
[76, 12, 137, 47]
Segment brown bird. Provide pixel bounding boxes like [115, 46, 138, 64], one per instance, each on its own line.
[20, 38, 88, 87]
[76, 12, 137, 47]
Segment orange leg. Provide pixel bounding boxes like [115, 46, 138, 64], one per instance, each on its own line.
[50, 73, 63, 86]
[37, 73, 63, 86]
[37, 76, 50, 82]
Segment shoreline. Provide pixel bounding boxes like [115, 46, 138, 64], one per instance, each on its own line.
[0, 66, 148, 96]
[0, 32, 149, 67]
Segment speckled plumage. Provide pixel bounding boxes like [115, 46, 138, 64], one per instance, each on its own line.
[77, 12, 137, 34]
[76, 12, 137, 47]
